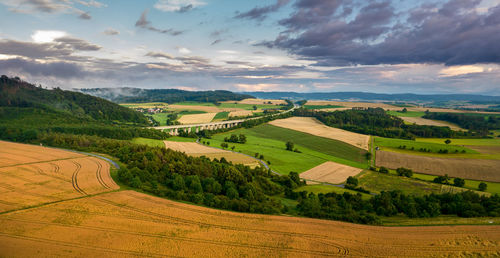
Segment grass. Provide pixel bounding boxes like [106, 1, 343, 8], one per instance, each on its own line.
[412, 172, 500, 195]
[165, 136, 197, 142]
[212, 112, 229, 121]
[381, 215, 500, 226]
[386, 110, 425, 117]
[294, 184, 371, 199]
[131, 137, 165, 148]
[303, 105, 343, 110]
[249, 124, 368, 163]
[416, 137, 500, 146]
[149, 113, 170, 126]
[358, 171, 442, 195]
[208, 125, 368, 175]
[178, 110, 206, 115]
[374, 136, 477, 155]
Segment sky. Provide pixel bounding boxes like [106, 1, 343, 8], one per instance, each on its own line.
[0, 0, 499, 94]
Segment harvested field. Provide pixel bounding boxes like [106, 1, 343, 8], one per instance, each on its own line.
[177, 112, 217, 124]
[306, 100, 400, 110]
[300, 161, 362, 184]
[0, 141, 118, 213]
[376, 150, 500, 182]
[229, 110, 257, 117]
[2, 190, 500, 257]
[237, 98, 286, 105]
[269, 117, 370, 150]
[164, 141, 260, 167]
[401, 116, 464, 130]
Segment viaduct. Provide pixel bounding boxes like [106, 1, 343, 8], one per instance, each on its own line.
[152, 104, 298, 136]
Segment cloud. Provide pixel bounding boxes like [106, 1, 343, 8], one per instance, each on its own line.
[440, 65, 485, 77]
[234, 0, 289, 21]
[78, 11, 91, 20]
[103, 28, 119, 36]
[210, 39, 222, 45]
[0, 58, 85, 79]
[0, 0, 105, 19]
[177, 47, 191, 54]
[145, 51, 213, 69]
[31, 30, 67, 43]
[261, 0, 500, 66]
[135, 9, 183, 36]
[154, 0, 205, 12]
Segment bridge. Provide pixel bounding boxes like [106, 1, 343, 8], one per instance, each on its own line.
[152, 104, 298, 136]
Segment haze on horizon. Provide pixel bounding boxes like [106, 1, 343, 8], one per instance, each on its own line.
[0, 0, 499, 95]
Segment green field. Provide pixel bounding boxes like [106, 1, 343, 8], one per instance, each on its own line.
[212, 111, 229, 121]
[149, 113, 170, 125]
[386, 110, 425, 117]
[303, 105, 343, 110]
[417, 137, 500, 146]
[374, 136, 477, 155]
[166, 136, 197, 142]
[380, 215, 500, 226]
[411, 173, 500, 195]
[358, 171, 442, 195]
[208, 124, 369, 174]
[295, 184, 371, 199]
[132, 137, 166, 148]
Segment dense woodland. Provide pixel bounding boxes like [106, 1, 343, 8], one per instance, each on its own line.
[423, 112, 500, 135]
[81, 87, 253, 104]
[294, 107, 474, 139]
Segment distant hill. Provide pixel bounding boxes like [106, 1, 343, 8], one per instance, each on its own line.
[80, 88, 254, 103]
[244, 91, 500, 103]
[0, 75, 149, 125]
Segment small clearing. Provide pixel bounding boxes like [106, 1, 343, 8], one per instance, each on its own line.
[300, 161, 362, 184]
[177, 112, 217, 124]
[269, 117, 370, 150]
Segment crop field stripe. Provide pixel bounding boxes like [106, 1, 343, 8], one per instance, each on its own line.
[0, 232, 176, 258]
[92, 159, 111, 190]
[96, 196, 337, 241]
[0, 217, 344, 256]
[0, 182, 59, 201]
[70, 160, 87, 196]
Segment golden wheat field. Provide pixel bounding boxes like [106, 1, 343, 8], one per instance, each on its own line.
[269, 117, 370, 150]
[0, 141, 118, 213]
[376, 150, 500, 182]
[237, 98, 286, 105]
[2, 140, 500, 257]
[168, 104, 242, 113]
[300, 161, 362, 184]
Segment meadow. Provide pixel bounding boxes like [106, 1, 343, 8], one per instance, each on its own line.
[208, 124, 369, 174]
[386, 110, 425, 117]
[374, 136, 477, 155]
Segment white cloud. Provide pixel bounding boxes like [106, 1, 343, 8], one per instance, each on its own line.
[234, 83, 281, 91]
[31, 30, 67, 43]
[177, 47, 191, 54]
[154, 0, 206, 12]
[439, 65, 484, 77]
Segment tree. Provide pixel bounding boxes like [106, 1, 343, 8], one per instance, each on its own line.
[396, 167, 413, 177]
[402, 108, 407, 113]
[346, 176, 358, 186]
[286, 141, 294, 151]
[453, 177, 465, 187]
[253, 105, 257, 110]
[444, 139, 451, 145]
[379, 167, 389, 173]
[479, 182, 487, 191]
[433, 174, 450, 184]
[238, 134, 247, 143]
[172, 174, 185, 190]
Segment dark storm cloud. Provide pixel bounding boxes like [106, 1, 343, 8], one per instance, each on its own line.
[135, 10, 183, 36]
[0, 58, 85, 78]
[262, 0, 500, 66]
[234, 0, 289, 21]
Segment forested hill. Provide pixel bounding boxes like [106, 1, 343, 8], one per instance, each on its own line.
[80, 87, 254, 103]
[0, 75, 148, 125]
